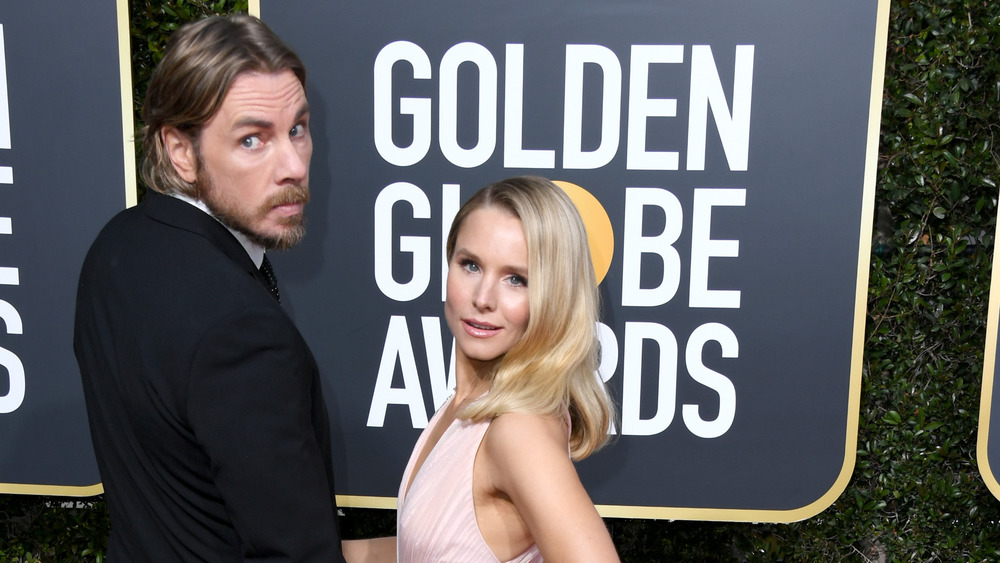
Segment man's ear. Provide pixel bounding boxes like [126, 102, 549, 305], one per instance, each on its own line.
[162, 127, 198, 184]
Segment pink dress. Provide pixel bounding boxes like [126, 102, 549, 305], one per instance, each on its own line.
[397, 397, 544, 562]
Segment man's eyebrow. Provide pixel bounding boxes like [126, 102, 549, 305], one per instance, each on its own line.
[295, 102, 310, 121]
[232, 103, 310, 130]
[233, 117, 274, 130]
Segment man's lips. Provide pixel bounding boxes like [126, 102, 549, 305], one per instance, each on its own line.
[271, 202, 305, 217]
[267, 185, 310, 218]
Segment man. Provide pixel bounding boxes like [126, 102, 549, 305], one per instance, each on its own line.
[74, 15, 346, 561]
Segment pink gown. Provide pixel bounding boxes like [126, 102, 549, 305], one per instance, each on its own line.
[397, 397, 544, 562]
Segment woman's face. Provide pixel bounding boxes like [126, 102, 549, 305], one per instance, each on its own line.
[445, 206, 531, 367]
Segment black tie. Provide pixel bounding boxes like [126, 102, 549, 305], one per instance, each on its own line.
[260, 254, 280, 303]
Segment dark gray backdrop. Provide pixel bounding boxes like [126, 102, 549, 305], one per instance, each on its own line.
[0, 2, 127, 493]
[260, 0, 885, 521]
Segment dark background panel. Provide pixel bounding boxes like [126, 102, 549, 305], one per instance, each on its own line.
[263, 0, 879, 514]
[0, 3, 128, 489]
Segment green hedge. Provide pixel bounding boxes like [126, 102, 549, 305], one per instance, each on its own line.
[3, 1, 1000, 560]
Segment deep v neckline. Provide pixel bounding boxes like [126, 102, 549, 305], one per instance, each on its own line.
[402, 396, 460, 500]
[403, 387, 492, 500]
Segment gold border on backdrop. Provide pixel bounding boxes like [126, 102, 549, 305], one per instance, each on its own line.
[977, 197, 1000, 498]
[337, 495, 398, 510]
[0, 0, 136, 498]
[118, 0, 137, 208]
[0, 482, 102, 497]
[257, 0, 891, 522]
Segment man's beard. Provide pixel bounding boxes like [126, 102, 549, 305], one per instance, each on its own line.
[197, 169, 309, 251]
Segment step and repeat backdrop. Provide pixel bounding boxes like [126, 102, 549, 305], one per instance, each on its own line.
[0, 1, 132, 495]
[256, 0, 889, 521]
[1, 1, 895, 523]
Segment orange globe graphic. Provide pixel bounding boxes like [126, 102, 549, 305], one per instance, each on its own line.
[553, 180, 614, 285]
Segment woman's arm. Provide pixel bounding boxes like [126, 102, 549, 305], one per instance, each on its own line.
[342, 537, 396, 563]
[481, 412, 620, 562]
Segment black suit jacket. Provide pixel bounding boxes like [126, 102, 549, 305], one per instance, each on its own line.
[74, 191, 344, 562]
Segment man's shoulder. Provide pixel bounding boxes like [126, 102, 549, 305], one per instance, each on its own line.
[93, 191, 208, 237]
[86, 192, 244, 266]
[80, 199, 267, 308]
[85, 193, 176, 250]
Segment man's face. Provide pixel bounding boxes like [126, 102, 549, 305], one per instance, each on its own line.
[191, 70, 312, 250]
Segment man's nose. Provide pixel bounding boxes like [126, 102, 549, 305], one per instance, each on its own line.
[276, 135, 310, 183]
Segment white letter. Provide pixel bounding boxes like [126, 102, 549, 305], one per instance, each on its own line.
[682, 323, 737, 438]
[626, 45, 683, 170]
[689, 188, 745, 308]
[441, 184, 461, 301]
[687, 45, 754, 171]
[439, 43, 497, 168]
[0, 300, 24, 414]
[0, 212, 14, 285]
[422, 316, 456, 410]
[374, 41, 432, 166]
[0, 25, 9, 150]
[0, 300, 22, 334]
[374, 182, 431, 302]
[504, 44, 555, 168]
[563, 45, 622, 169]
[621, 188, 683, 307]
[0, 267, 17, 286]
[0, 347, 24, 414]
[596, 322, 618, 385]
[367, 316, 430, 428]
[597, 322, 619, 434]
[621, 322, 678, 436]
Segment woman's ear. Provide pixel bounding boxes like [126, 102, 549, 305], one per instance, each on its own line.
[162, 127, 198, 184]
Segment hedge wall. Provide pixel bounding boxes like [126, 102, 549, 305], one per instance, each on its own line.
[2, 0, 999, 560]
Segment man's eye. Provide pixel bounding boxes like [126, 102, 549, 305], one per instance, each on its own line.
[291, 124, 307, 138]
[241, 136, 262, 149]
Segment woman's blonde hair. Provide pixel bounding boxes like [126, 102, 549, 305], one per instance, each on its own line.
[447, 176, 614, 460]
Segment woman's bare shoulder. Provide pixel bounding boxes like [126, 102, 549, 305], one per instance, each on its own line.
[486, 411, 567, 453]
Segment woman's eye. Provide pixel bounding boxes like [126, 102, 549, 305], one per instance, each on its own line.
[509, 275, 527, 287]
[460, 259, 480, 273]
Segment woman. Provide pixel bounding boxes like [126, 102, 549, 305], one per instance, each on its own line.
[396, 176, 619, 562]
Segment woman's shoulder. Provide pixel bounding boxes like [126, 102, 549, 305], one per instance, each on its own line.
[484, 410, 569, 460]
[477, 410, 585, 524]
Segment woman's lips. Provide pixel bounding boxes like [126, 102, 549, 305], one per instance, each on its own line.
[463, 319, 499, 337]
